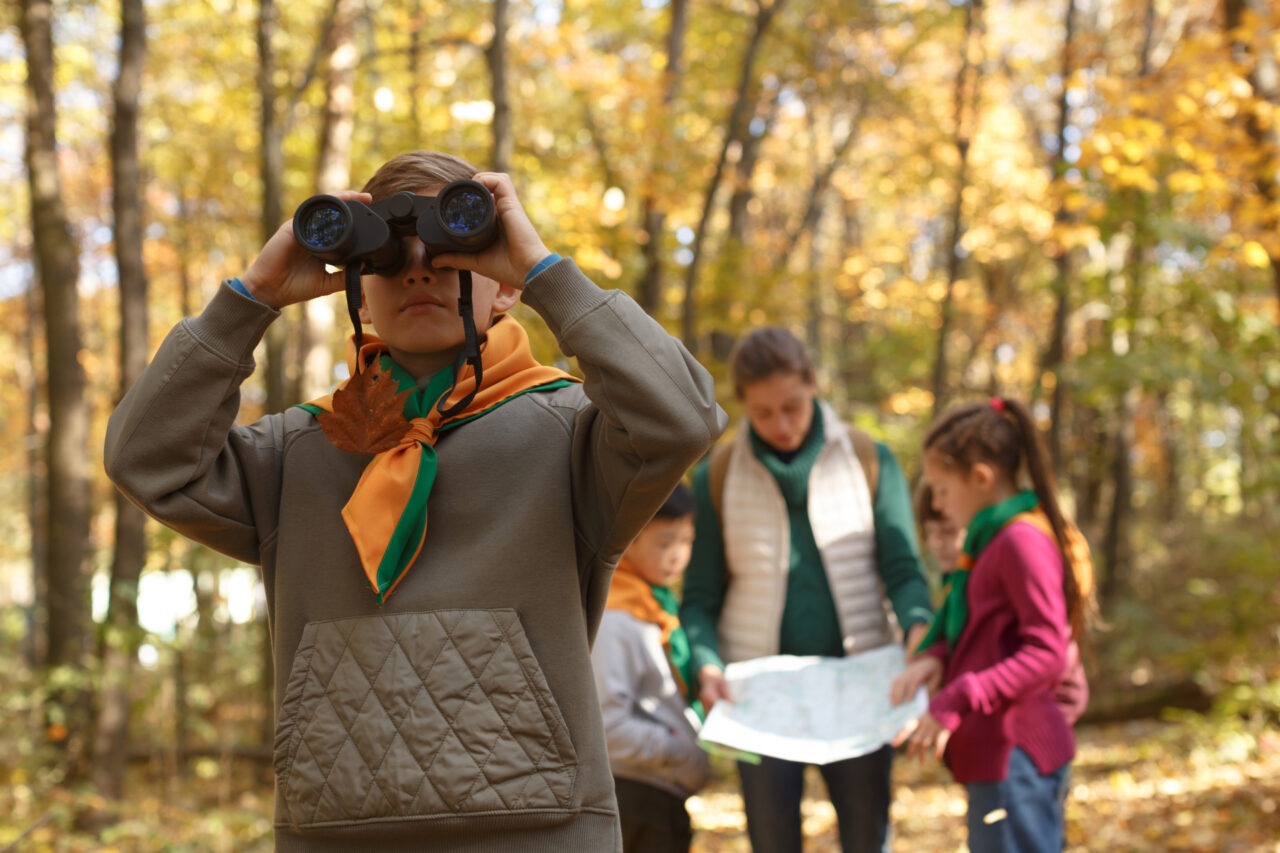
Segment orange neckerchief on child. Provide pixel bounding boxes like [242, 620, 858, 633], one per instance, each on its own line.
[299, 316, 578, 604]
[605, 555, 695, 702]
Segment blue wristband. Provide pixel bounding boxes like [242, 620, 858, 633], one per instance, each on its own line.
[524, 253, 562, 284]
[226, 276, 258, 302]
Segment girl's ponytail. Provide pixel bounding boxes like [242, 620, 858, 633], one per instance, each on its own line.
[996, 398, 1095, 641]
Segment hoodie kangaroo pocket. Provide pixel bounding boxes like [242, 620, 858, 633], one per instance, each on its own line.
[273, 609, 579, 833]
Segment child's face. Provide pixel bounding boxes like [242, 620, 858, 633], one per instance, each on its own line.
[921, 452, 988, 531]
[625, 515, 696, 588]
[922, 518, 965, 569]
[358, 186, 519, 377]
[739, 371, 817, 453]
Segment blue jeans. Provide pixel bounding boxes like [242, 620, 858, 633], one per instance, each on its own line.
[965, 747, 1071, 853]
[737, 746, 892, 853]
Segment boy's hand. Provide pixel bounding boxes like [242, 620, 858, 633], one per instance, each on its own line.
[431, 172, 551, 288]
[890, 656, 943, 706]
[240, 190, 373, 309]
[891, 710, 951, 763]
[697, 664, 732, 712]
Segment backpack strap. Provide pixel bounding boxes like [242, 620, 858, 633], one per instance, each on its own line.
[707, 423, 881, 519]
[707, 440, 734, 520]
[845, 424, 880, 498]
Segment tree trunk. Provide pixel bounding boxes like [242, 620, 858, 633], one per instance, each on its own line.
[1223, 0, 1280, 321]
[1042, 0, 1077, 473]
[93, 0, 148, 801]
[256, 0, 282, 747]
[21, 281, 47, 669]
[681, 0, 786, 353]
[488, 0, 512, 173]
[301, 0, 359, 401]
[930, 0, 984, 417]
[259, 0, 290, 416]
[21, 0, 93, 769]
[637, 0, 690, 318]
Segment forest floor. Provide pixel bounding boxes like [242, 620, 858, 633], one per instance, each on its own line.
[3, 715, 1278, 852]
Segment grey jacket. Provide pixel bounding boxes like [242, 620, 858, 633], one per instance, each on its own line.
[104, 259, 726, 851]
[591, 610, 711, 798]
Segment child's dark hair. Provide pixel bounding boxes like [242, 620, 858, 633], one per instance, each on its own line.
[654, 482, 695, 520]
[728, 326, 815, 398]
[914, 481, 945, 527]
[923, 397, 1094, 640]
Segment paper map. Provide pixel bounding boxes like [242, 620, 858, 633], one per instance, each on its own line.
[697, 645, 927, 765]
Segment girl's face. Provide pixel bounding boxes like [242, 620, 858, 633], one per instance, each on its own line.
[739, 371, 817, 453]
[921, 452, 991, 531]
[923, 517, 965, 569]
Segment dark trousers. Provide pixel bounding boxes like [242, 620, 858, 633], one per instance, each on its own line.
[614, 776, 693, 853]
[965, 747, 1071, 853]
[737, 745, 893, 853]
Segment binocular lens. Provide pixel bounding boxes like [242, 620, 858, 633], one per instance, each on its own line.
[440, 188, 491, 235]
[296, 203, 350, 251]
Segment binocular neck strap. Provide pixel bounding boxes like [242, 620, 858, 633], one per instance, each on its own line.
[436, 270, 483, 418]
[345, 265, 364, 354]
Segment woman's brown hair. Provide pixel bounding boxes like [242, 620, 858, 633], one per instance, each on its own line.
[361, 151, 479, 202]
[728, 326, 815, 397]
[923, 397, 1096, 640]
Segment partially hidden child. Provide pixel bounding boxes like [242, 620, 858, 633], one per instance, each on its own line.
[104, 151, 727, 851]
[591, 483, 710, 853]
[891, 397, 1097, 853]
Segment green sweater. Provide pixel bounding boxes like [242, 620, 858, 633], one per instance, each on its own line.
[681, 411, 932, 673]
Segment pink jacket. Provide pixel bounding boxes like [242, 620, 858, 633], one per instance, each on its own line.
[926, 521, 1075, 783]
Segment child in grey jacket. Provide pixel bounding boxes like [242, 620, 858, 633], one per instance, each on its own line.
[591, 484, 711, 852]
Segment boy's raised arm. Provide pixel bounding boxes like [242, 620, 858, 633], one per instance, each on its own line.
[519, 259, 726, 629]
[104, 283, 284, 565]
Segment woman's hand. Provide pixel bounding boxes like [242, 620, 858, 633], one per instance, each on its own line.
[240, 190, 373, 309]
[891, 710, 951, 763]
[431, 172, 551, 289]
[697, 664, 732, 712]
[890, 655, 943, 706]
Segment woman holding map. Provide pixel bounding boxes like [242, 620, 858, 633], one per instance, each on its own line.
[680, 326, 934, 852]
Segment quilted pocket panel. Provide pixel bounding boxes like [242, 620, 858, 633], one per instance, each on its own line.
[273, 609, 578, 831]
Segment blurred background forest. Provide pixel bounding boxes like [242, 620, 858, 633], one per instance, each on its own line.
[2, 0, 1278, 848]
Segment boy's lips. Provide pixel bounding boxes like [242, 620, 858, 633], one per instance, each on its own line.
[400, 293, 449, 313]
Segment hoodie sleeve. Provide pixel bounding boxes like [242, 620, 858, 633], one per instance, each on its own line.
[521, 259, 727, 636]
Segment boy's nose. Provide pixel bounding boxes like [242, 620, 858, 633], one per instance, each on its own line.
[400, 240, 436, 283]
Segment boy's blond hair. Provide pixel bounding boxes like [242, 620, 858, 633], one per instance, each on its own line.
[361, 151, 479, 201]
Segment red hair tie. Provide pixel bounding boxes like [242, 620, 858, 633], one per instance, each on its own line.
[990, 396, 1005, 412]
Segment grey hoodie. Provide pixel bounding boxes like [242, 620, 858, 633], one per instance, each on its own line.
[105, 259, 726, 851]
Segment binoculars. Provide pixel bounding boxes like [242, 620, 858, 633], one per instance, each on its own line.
[292, 179, 499, 275]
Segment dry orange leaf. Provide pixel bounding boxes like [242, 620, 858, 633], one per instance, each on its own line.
[316, 359, 413, 454]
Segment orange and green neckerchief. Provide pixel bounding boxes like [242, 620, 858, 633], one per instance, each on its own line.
[298, 317, 578, 604]
[915, 489, 1041, 653]
[606, 555, 703, 719]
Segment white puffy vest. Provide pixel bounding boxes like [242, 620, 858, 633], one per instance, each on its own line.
[717, 401, 894, 663]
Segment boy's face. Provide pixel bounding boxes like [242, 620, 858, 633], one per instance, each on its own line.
[922, 517, 965, 570]
[358, 185, 519, 377]
[739, 371, 817, 453]
[625, 516, 696, 588]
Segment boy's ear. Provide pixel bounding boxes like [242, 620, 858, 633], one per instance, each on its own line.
[357, 287, 371, 324]
[491, 282, 520, 315]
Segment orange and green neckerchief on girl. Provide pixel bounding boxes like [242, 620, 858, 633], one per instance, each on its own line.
[298, 316, 578, 604]
[915, 489, 1043, 653]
